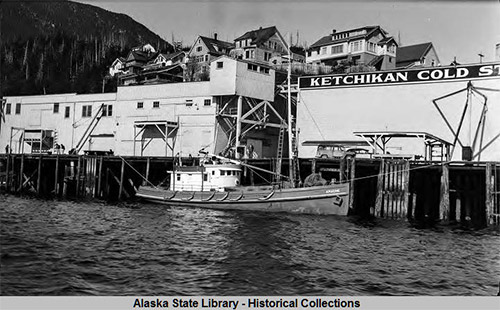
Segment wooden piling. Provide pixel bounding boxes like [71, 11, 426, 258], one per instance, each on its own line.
[143, 157, 151, 186]
[375, 159, 385, 217]
[349, 158, 355, 211]
[18, 154, 24, 194]
[54, 155, 60, 197]
[485, 163, 494, 226]
[402, 161, 410, 220]
[37, 155, 42, 195]
[75, 157, 81, 198]
[97, 157, 103, 198]
[439, 163, 450, 223]
[5, 154, 11, 192]
[119, 158, 125, 200]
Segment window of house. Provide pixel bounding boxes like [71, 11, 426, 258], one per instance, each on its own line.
[259, 66, 269, 74]
[331, 45, 343, 54]
[221, 170, 225, 176]
[102, 104, 113, 117]
[82, 105, 92, 117]
[15, 103, 21, 115]
[350, 40, 362, 52]
[216, 61, 223, 69]
[251, 50, 255, 59]
[320, 47, 327, 55]
[177, 174, 181, 181]
[196, 46, 202, 52]
[203, 173, 208, 181]
[367, 42, 376, 53]
[431, 59, 435, 66]
[245, 50, 250, 59]
[185, 100, 193, 107]
[204, 55, 209, 62]
[204, 99, 211, 106]
[137, 102, 144, 109]
[53, 103, 59, 114]
[153, 101, 160, 108]
[64, 106, 70, 118]
[5, 103, 11, 115]
[247, 63, 258, 71]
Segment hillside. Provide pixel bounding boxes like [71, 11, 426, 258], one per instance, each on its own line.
[1, 0, 173, 95]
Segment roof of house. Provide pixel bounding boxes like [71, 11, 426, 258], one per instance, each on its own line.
[199, 36, 234, 55]
[377, 36, 397, 45]
[396, 42, 433, 65]
[157, 51, 185, 61]
[234, 26, 280, 45]
[127, 50, 157, 63]
[309, 26, 386, 49]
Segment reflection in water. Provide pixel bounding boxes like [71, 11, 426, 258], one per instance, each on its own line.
[1, 195, 499, 296]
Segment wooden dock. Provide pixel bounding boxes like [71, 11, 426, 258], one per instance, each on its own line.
[0, 154, 498, 229]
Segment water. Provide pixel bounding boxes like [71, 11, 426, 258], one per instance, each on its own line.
[1, 195, 499, 296]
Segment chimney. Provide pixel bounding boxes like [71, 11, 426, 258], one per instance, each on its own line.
[214, 33, 218, 41]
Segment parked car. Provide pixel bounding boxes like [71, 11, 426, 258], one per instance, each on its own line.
[316, 145, 372, 159]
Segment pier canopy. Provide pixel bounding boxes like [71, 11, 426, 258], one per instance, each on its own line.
[353, 131, 452, 161]
[133, 120, 179, 156]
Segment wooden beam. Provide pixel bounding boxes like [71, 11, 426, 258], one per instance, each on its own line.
[439, 163, 450, 223]
[485, 163, 494, 226]
[54, 155, 60, 197]
[37, 155, 42, 195]
[119, 158, 125, 200]
[374, 159, 385, 217]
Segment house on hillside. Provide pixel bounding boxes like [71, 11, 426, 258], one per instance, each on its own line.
[109, 57, 126, 76]
[231, 26, 305, 66]
[186, 34, 234, 81]
[306, 25, 397, 70]
[396, 42, 440, 68]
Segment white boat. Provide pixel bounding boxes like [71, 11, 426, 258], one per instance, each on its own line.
[136, 156, 350, 215]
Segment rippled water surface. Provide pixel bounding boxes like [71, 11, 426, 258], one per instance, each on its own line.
[1, 195, 499, 296]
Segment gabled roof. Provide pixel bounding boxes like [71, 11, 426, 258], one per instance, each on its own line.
[309, 25, 386, 49]
[234, 26, 280, 45]
[396, 42, 433, 64]
[127, 50, 157, 63]
[377, 36, 397, 46]
[157, 51, 185, 61]
[199, 36, 234, 55]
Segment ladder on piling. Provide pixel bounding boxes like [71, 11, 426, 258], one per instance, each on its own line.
[290, 117, 301, 186]
[274, 121, 286, 183]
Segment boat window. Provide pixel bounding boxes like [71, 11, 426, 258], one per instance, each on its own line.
[203, 173, 208, 181]
[221, 170, 225, 176]
[212, 171, 215, 175]
[177, 174, 181, 181]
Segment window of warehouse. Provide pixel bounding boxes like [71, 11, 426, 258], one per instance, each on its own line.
[82, 105, 92, 117]
[15, 103, 21, 114]
[53, 103, 59, 114]
[102, 104, 113, 117]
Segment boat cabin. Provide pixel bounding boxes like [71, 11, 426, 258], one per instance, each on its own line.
[169, 163, 242, 191]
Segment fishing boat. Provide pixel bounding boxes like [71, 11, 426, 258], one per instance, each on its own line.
[136, 154, 350, 215]
[136, 43, 350, 215]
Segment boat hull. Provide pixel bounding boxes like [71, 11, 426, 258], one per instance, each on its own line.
[136, 183, 350, 215]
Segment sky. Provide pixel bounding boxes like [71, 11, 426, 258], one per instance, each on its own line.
[79, 0, 500, 64]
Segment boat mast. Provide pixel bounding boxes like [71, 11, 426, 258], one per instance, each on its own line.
[287, 35, 295, 186]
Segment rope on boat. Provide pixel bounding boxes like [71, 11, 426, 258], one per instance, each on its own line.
[344, 159, 458, 184]
[117, 155, 159, 189]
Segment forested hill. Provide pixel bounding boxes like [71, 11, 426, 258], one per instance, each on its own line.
[1, 0, 173, 96]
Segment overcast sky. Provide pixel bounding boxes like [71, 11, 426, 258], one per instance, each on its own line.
[79, 0, 500, 64]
